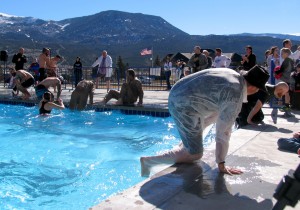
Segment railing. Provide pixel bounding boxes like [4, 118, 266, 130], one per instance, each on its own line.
[0, 64, 181, 91]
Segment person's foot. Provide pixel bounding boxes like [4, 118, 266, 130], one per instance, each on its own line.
[283, 111, 294, 118]
[279, 104, 291, 112]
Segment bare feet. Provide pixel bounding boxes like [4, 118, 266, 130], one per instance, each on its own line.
[140, 147, 202, 177]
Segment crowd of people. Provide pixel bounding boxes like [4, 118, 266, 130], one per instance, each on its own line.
[5, 40, 300, 178]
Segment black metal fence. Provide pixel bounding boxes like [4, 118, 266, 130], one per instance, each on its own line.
[0, 64, 182, 91]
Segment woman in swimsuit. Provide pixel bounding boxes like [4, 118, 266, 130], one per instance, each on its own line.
[39, 92, 65, 115]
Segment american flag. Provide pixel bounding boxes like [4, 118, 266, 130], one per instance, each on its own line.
[140, 47, 152, 55]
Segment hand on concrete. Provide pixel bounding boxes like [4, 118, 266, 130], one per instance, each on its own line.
[218, 163, 243, 175]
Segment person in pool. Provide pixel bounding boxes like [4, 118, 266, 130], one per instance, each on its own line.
[39, 92, 65, 115]
[69, 80, 94, 111]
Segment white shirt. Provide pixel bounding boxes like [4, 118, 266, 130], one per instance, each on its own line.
[92, 55, 113, 77]
[212, 55, 231, 68]
[164, 61, 172, 71]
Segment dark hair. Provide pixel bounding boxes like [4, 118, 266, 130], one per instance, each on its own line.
[43, 92, 51, 101]
[296, 63, 300, 68]
[215, 48, 222, 53]
[127, 69, 135, 78]
[282, 39, 291, 47]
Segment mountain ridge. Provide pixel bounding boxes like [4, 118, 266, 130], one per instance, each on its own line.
[0, 10, 299, 67]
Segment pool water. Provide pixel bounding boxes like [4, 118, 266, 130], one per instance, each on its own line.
[0, 104, 215, 210]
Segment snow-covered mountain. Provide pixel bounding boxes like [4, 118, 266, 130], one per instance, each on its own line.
[0, 10, 299, 66]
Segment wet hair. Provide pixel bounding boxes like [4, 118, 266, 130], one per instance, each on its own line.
[127, 69, 135, 78]
[43, 92, 51, 101]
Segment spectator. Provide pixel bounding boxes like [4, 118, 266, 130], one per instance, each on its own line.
[236, 82, 289, 128]
[163, 57, 172, 90]
[241, 45, 256, 70]
[267, 46, 280, 84]
[290, 63, 300, 109]
[175, 59, 185, 81]
[12, 47, 27, 70]
[101, 69, 143, 106]
[212, 48, 231, 68]
[280, 39, 300, 65]
[28, 58, 40, 84]
[188, 46, 208, 73]
[38, 48, 51, 82]
[69, 80, 94, 111]
[277, 132, 300, 155]
[73, 57, 82, 87]
[202, 50, 213, 69]
[275, 48, 294, 113]
[92, 50, 113, 91]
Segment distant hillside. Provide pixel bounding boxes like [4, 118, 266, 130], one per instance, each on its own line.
[0, 10, 299, 67]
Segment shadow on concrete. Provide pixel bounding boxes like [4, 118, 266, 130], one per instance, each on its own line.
[139, 160, 273, 210]
[241, 123, 293, 133]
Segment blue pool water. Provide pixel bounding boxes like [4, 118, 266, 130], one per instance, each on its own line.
[0, 104, 215, 210]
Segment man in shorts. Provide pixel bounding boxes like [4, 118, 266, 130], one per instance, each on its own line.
[11, 69, 35, 100]
[35, 77, 61, 101]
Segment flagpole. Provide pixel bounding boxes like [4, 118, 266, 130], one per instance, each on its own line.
[151, 46, 153, 68]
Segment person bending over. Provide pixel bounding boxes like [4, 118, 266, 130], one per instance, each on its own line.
[35, 77, 61, 101]
[140, 65, 270, 177]
[11, 69, 35, 100]
[236, 82, 289, 128]
[101, 69, 143, 106]
[69, 80, 94, 111]
[39, 92, 65, 115]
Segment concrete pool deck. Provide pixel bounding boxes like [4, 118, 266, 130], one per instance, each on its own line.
[0, 86, 299, 210]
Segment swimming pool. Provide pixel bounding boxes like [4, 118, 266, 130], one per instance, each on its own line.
[0, 104, 215, 210]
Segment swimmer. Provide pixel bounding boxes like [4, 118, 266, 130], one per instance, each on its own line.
[69, 80, 94, 111]
[39, 92, 65, 115]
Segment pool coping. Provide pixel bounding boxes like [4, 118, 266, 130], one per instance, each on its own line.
[0, 97, 171, 118]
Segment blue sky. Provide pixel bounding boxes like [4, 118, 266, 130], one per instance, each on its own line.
[1, 0, 299, 36]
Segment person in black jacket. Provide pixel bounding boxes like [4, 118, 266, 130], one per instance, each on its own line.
[12, 48, 27, 70]
[73, 57, 83, 87]
[241, 45, 256, 70]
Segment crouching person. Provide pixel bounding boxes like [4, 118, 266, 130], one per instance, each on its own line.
[101, 69, 143, 106]
[11, 69, 35, 100]
[69, 80, 94, 111]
